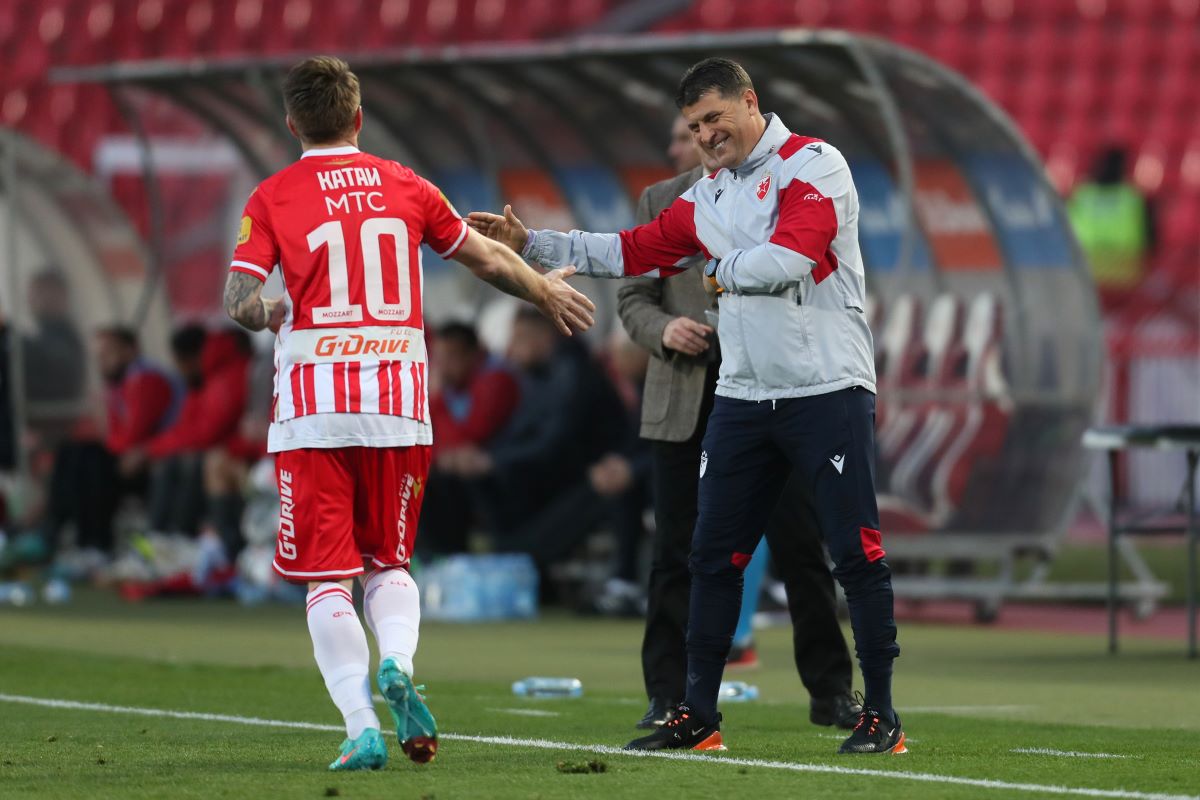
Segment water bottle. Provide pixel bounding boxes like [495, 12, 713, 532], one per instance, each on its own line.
[0, 582, 35, 607]
[42, 578, 71, 605]
[511, 677, 583, 699]
[718, 681, 759, 703]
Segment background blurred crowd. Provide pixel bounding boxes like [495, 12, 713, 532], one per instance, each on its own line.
[0, 271, 656, 612]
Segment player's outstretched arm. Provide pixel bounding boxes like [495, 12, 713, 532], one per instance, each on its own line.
[223, 272, 287, 333]
[453, 228, 596, 336]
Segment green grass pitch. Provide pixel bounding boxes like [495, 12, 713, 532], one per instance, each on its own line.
[0, 591, 1197, 799]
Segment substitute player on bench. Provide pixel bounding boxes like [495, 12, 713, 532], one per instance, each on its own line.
[223, 56, 594, 772]
[470, 57, 903, 755]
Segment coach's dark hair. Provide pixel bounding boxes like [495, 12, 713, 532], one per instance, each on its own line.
[283, 55, 360, 144]
[675, 57, 755, 109]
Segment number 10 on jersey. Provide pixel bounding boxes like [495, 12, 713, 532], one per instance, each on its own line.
[308, 217, 413, 325]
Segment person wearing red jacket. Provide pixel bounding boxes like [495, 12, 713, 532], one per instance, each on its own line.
[39, 327, 180, 559]
[103, 329, 180, 457]
[428, 323, 519, 454]
[136, 328, 254, 537]
[144, 328, 252, 459]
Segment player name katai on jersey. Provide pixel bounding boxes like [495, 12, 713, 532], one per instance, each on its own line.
[316, 166, 382, 191]
[317, 166, 387, 215]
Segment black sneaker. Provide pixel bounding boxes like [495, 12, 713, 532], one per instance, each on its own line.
[624, 705, 725, 751]
[810, 692, 862, 729]
[635, 698, 678, 730]
[837, 706, 907, 754]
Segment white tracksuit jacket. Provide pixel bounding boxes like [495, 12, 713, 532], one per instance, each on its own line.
[523, 113, 876, 402]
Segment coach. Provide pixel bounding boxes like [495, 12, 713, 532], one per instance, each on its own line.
[617, 118, 859, 733]
[469, 57, 903, 755]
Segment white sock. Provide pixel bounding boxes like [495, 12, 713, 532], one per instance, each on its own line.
[305, 583, 380, 739]
[363, 568, 421, 678]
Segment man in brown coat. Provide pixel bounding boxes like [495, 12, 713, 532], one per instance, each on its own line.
[616, 115, 860, 731]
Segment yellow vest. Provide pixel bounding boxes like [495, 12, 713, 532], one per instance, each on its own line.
[1067, 182, 1148, 288]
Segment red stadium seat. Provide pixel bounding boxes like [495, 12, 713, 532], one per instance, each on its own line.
[1162, 192, 1200, 248]
[1013, 72, 1059, 121]
[793, 0, 835, 27]
[1019, 0, 1080, 23]
[1019, 23, 1070, 74]
[1169, 0, 1200, 20]
[929, 293, 1011, 522]
[977, 25, 1020, 72]
[887, 293, 966, 509]
[930, 25, 973, 70]
[1160, 24, 1199, 69]
[1061, 68, 1101, 117]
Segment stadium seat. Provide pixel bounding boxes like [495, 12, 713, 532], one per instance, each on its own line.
[887, 293, 966, 509]
[793, 0, 834, 27]
[873, 293, 923, 436]
[1013, 72, 1059, 121]
[929, 293, 1012, 522]
[1161, 192, 1200, 247]
[930, 25, 973, 70]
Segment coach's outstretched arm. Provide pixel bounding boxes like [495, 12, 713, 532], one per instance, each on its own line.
[224, 272, 287, 332]
[452, 227, 596, 335]
[467, 202, 703, 281]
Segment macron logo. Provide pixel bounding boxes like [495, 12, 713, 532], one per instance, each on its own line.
[830, 454, 845, 474]
[714, 188, 724, 203]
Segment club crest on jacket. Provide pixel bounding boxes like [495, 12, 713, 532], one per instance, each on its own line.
[756, 173, 772, 200]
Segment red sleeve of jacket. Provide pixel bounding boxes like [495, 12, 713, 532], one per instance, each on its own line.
[431, 369, 519, 450]
[618, 196, 708, 278]
[106, 372, 173, 454]
[146, 367, 248, 458]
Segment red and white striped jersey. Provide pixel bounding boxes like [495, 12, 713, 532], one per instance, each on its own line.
[229, 146, 467, 438]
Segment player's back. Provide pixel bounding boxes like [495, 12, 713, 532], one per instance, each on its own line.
[230, 146, 468, 438]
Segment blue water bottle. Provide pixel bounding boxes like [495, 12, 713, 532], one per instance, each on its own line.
[718, 681, 759, 703]
[511, 677, 583, 699]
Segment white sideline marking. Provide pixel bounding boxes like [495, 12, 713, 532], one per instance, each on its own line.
[1012, 748, 1135, 760]
[906, 704, 1034, 714]
[0, 693, 1192, 800]
[485, 707, 561, 718]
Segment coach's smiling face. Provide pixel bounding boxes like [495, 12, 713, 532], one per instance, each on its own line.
[683, 87, 766, 171]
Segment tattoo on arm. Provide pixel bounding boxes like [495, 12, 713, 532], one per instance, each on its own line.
[480, 242, 541, 303]
[224, 272, 268, 331]
[482, 268, 535, 302]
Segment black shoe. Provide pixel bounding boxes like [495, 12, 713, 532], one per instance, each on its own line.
[837, 706, 907, 754]
[635, 698, 678, 730]
[625, 705, 725, 751]
[810, 692, 862, 729]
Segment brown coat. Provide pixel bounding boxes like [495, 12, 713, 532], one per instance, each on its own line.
[616, 166, 715, 443]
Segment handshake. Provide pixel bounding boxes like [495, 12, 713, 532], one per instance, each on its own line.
[464, 204, 595, 337]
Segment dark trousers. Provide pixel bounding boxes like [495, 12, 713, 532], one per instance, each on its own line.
[684, 387, 899, 721]
[43, 441, 143, 554]
[147, 454, 206, 536]
[640, 367, 854, 704]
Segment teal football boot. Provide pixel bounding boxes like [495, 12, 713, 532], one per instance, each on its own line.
[328, 727, 388, 771]
[377, 658, 438, 764]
